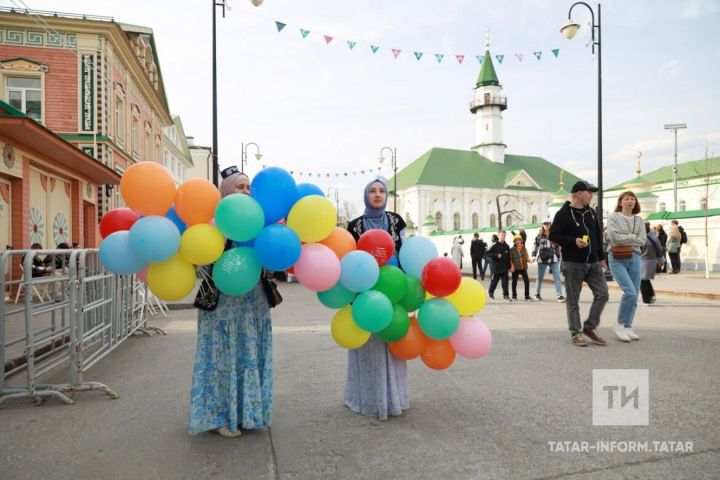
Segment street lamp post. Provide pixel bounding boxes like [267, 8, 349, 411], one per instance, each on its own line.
[212, 0, 263, 186]
[327, 187, 339, 225]
[560, 2, 603, 222]
[241, 142, 262, 174]
[378, 146, 397, 212]
[664, 123, 687, 212]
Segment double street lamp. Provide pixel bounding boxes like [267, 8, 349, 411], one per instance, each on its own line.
[378, 146, 397, 212]
[561, 2, 603, 222]
[664, 123, 687, 212]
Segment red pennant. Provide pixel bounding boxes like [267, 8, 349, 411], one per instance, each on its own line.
[455, 55, 465, 64]
[324, 35, 334, 44]
[392, 48, 401, 59]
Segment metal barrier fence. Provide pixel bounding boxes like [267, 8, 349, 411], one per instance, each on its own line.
[1, 248, 165, 406]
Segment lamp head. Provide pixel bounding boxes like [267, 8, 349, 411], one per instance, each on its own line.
[254, 153, 263, 161]
[250, 0, 264, 6]
[560, 21, 580, 39]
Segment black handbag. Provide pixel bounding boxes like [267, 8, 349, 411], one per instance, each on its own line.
[261, 270, 283, 308]
[194, 267, 220, 312]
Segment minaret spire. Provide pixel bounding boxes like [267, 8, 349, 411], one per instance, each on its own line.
[636, 151, 642, 177]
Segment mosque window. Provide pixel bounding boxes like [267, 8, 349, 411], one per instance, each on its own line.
[679, 200, 686, 212]
[472, 213, 479, 229]
[435, 212, 443, 231]
[489, 214, 496, 228]
[453, 212, 461, 230]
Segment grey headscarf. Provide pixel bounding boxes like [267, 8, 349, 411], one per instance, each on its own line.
[363, 175, 388, 220]
[220, 171, 250, 198]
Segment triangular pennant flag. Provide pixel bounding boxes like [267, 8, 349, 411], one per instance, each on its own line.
[344, 173, 348, 176]
[475, 55, 483, 64]
[515, 53, 523, 62]
[392, 48, 401, 59]
[361, 170, 365, 174]
[335, 173, 339, 177]
[261, 164, 267, 168]
[435, 53, 444, 63]
[289, 170, 294, 174]
[324, 35, 334, 44]
[414, 51, 423, 61]
[456, 54, 465, 64]
[370, 45, 380, 53]
[533, 51, 542, 60]
[347, 40, 356, 50]
[552, 48, 560, 58]
[300, 29, 310, 38]
[275, 21, 286, 32]
[326, 173, 330, 178]
[495, 54, 504, 64]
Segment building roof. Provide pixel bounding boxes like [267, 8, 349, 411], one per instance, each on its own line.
[646, 208, 720, 220]
[475, 50, 500, 87]
[607, 156, 720, 192]
[390, 147, 581, 193]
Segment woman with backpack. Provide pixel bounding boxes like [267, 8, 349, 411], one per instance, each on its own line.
[533, 219, 565, 302]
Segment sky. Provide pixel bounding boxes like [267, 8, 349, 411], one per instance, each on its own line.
[4, 0, 720, 214]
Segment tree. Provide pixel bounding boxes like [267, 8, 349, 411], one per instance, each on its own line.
[339, 201, 357, 226]
[494, 193, 525, 230]
[691, 143, 717, 279]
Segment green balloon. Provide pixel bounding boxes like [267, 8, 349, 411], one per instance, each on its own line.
[376, 304, 410, 342]
[400, 275, 426, 312]
[351, 290, 393, 333]
[317, 282, 357, 309]
[417, 298, 460, 340]
[214, 194, 265, 242]
[372, 266, 408, 304]
[212, 247, 262, 296]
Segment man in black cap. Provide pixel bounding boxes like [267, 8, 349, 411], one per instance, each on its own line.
[549, 180, 609, 347]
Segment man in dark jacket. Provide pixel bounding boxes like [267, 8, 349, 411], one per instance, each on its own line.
[470, 233, 487, 280]
[487, 230, 511, 301]
[549, 181, 609, 347]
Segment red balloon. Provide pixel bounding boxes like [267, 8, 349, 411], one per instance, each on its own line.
[357, 229, 395, 266]
[99, 208, 141, 239]
[421, 258, 462, 297]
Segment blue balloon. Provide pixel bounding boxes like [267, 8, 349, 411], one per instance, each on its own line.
[253, 224, 302, 271]
[251, 167, 298, 224]
[99, 231, 145, 275]
[340, 250, 380, 292]
[386, 255, 399, 267]
[165, 206, 187, 234]
[234, 239, 255, 248]
[128, 216, 181, 263]
[296, 183, 324, 200]
[398, 236, 439, 279]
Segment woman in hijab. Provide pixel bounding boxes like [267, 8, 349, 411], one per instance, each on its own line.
[345, 176, 409, 420]
[188, 166, 273, 438]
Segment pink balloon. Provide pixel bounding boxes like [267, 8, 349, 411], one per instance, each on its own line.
[293, 243, 341, 291]
[449, 317, 492, 359]
[136, 265, 149, 283]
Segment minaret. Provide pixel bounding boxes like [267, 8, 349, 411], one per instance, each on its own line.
[470, 32, 507, 163]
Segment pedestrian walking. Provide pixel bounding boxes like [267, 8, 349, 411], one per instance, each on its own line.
[451, 236, 465, 269]
[533, 219, 565, 302]
[667, 223, 682, 274]
[487, 230, 511, 301]
[640, 221, 664, 305]
[346, 175, 409, 421]
[606, 191, 646, 342]
[509, 234, 532, 301]
[549, 180, 609, 347]
[654, 224, 668, 273]
[189, 166, 273, 438]
[470, 233, 487, 280]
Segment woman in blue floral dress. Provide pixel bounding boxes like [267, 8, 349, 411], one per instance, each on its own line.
[188, 166, 272, 438]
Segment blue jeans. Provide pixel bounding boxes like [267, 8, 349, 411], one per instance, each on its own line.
[536, 262, 563, 297]
[608, 252, 641, 327]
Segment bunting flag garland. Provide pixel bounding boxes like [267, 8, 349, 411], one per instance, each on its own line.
[267, 166, 386, 178]
[273, 18, 561, 67]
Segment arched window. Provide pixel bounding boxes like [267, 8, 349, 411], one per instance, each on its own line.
[489, 214, 496, 228]
[471, 212, 479, 229]
[453, 212, 461, 230]
[531, 215, 538, 224]
[506, 214, 513, 227]
[435, 212, 443, 231]
[658, 202, 666, 212]
[700, 197, 708, 210]
[679, 200, 686, 212]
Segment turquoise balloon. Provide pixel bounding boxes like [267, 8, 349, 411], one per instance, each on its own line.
[376, 304, 410, 342]
[372, 266, 408, 304]
[417, 298, 460, 340]
[399, 275, 426, 312]
[340, 250, 380, 292]
[317, 282, 357, 309]
[351, 290, 393, 333]
[212, 247, 262, 296]
[214, 194, 265, 242]
[399, 236, 438, 279]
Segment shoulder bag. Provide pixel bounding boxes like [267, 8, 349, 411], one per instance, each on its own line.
[611, 216, 637, 259]
[261, 270, 283, 308]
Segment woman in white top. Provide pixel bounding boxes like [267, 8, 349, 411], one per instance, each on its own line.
[605, 191, 646, 342]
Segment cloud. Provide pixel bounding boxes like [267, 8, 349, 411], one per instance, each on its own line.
[679, 0, 720, 19]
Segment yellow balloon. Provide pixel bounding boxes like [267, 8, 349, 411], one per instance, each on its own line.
[287, 195, 336, 243]
[331, 306, 371, 349]
[445, 277, 487, 315]
[147, 254, 197, 301]
[179, 224, 225, 265]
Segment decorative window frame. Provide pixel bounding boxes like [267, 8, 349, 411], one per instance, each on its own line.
[0, 57, 47, 124]
[130, 104, 140, 159]
[113, 82, 126, 146]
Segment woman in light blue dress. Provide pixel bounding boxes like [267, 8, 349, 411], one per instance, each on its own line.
[188, 166, 272, 438]
[345, 176, 409, 420]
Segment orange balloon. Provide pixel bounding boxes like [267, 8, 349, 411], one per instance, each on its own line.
[421, 338, 456, 370]
[120, 162, 176, 216]
[319, 227, 357, 259]
[175, 178, 221, 225]
[388, 317, 427, 360]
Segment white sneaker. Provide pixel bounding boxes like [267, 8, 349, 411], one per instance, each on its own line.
[217, 426, 242, 438]
[612, 324, 631, 342]
[625, 327, 639, 340]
